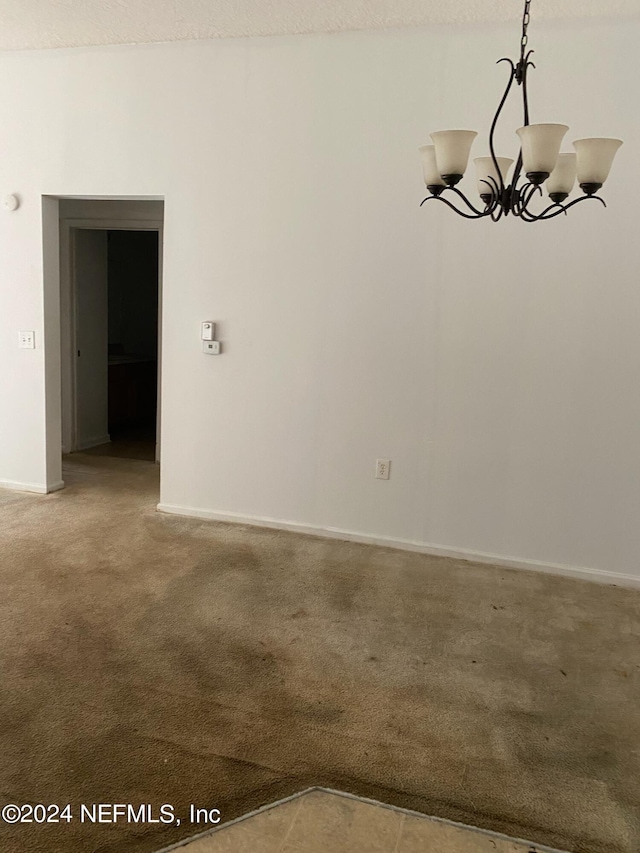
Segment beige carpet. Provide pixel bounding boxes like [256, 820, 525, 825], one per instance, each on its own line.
[0, 454, 639, 853]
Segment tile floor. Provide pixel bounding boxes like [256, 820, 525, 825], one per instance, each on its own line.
[164, 790, 554, 853]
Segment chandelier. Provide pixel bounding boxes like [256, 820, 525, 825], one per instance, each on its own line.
[419, 0, 623, 222]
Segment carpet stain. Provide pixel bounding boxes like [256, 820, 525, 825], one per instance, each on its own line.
[0, 454, 639, 853]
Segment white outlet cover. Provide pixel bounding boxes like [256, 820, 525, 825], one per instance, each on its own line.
[376, 458, 391, 480]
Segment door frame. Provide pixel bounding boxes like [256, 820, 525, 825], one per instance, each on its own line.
[60, 217, 164, 460]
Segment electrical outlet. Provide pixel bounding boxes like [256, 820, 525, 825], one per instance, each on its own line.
[19, 330, 35, 349]
[375, 458, 391, 480]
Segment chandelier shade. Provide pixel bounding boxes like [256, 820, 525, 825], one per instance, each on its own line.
[474, 157, 514, 198]
[419, 145, 446, 188]
[419, 0, 622, 222]
[546, 153, 577, 195]
[430, 130, 477, 182]
[573, 138, 623, 186]
[515, 123, 568, 180]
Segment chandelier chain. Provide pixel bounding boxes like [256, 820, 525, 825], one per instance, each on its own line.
[521, 0, 532, 52]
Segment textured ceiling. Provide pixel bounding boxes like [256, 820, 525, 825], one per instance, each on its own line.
[0, 0, 639, 51]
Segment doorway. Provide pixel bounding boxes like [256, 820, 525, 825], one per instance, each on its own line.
[58, 200, 164, 465]
[73, 229, 160, 461]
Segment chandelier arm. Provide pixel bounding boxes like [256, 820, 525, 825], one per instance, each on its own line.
[514, 182, 545, 221]
[525, 202, 567, 220]
[419, 194, 492, 220]
[510, 155, 525, 211]
[448, 186, 493, 216]
[564, 194, 607, 211]
[518, 207, 542, 223]
[519, 182, 543, 214]
[510, 51, 536, 201]
[481, 176, 503, 216]
[489, 58, 517, 195]
[484, 174, 505, 221]
[511, 181, 529, 216]
[526, 194, 607, 221]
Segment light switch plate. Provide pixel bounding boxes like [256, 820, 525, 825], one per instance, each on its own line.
[203, 341, 221, 355]
[19, 330, 35, 349]
[201, 322, 215, 341]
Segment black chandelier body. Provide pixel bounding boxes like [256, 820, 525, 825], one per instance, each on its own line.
[419, 0, 622, 223]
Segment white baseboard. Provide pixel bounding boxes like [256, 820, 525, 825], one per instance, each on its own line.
[76, 434, 111, 452]
[0, 478, 65, 495]
[156, 502, 640, 590]
[0, 478, 49, 494]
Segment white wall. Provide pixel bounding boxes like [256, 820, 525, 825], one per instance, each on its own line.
[1, 19, 639, 582]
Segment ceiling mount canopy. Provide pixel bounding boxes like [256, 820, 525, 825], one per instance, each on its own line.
[419, 0, 623, 222]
